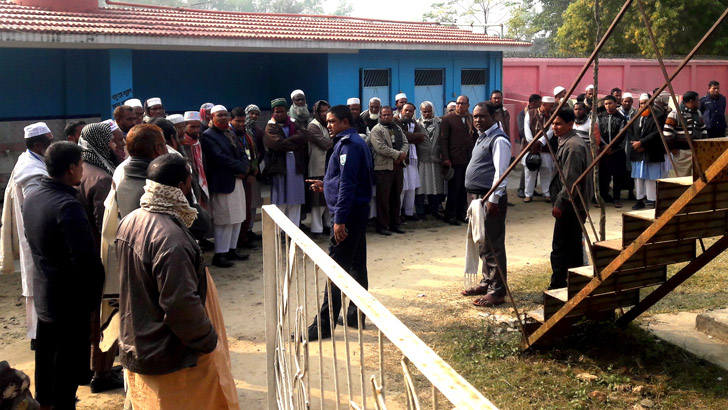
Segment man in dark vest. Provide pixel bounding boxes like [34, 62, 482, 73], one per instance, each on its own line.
[595, 95, 628, 208]
[462, 103, 511, 307]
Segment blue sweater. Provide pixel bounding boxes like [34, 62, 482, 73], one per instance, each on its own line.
[324, 128, 374, 224]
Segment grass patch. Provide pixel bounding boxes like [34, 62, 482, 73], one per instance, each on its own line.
[401, 254, 728, 409]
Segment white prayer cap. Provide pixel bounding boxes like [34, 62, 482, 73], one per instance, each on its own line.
[200, 102, 214, 110]
[639, 93, 650, 101]
[395, 92, 407, 101]
[211, 104, 227, 114]
[104, 119, 119, 132]
[622, 92, 633, 99]
[542, 96, 556, 103]
[24, 122, 51, 139]
[347, 97, 361, 106]
[585, 84, 594, 91]
[184, 111, 201, 122]
[447, 101, 457, 109]
[554, 86, 566, 96]
[290, 89, 305, 99]
[167, 114, 185, 125]
[369, 97, 381, 104]
[146, 97, 162, 107]
[124, 98, 143, 108]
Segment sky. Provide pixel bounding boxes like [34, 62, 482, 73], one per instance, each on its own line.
[325, 0, 437, 22]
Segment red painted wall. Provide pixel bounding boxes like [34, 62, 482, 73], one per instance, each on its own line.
[501, 58, 728, 155]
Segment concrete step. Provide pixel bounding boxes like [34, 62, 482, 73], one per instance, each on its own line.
[696, 308, 728, 344]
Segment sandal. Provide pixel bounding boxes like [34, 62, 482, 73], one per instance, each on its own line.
[461, 284, 489, 296]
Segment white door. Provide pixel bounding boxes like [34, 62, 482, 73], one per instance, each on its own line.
[361, 69, 391, 107]
[461, 69, 488, 109]
[414, 69, 444, 118]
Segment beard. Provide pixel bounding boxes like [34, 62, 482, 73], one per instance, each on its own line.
[294, 105, 310, 120]
[245, 117, 257, 127]
[401, 116, 413, 124]
[369, 112, 379, 120]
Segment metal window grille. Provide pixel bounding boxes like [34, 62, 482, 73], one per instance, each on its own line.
[362, 69, 390, 87]
[461, 69, 487, 86]
[414, 69, 444, 86]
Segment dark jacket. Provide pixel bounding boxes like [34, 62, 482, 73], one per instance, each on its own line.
[200, 126, 249, 194]
[78, 162, 113, 251]
[116, 209, 217, 376]
[628, 107, 667, 163]
[440, 112, 474, 165]
[117, 157, 152, 219]
[550, 130, 594, 217]
[324, 128, 374, 225]
[700, 93, 727, 131]
[23, 178, 105, 323]
[263, 120, 309, 176]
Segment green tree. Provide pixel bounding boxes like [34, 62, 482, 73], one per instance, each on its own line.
[555, 0, 728, 56]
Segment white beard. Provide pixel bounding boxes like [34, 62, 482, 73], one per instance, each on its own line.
[369, 112, 379, 120]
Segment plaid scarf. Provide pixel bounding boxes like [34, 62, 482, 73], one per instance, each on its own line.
[79, 122, 116, 175]
[140, 179, 198, 227]
[181, 134, 209, 198]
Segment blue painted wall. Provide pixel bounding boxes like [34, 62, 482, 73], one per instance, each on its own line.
[0, 48, 108, 120]
[327, 50, 502, 109]
[0, 47, 501, 121]
[131, 50, 329, 114]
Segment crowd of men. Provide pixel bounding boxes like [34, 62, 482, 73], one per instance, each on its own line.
[1, 79, 725, 409]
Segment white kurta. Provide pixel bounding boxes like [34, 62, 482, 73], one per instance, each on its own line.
[12, 151, 48, 339]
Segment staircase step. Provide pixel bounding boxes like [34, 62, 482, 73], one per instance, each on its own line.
[693, 137, 728, 183]
[696, 308, 728, 343]
[622, 208, 728, 245]
[656, 177, 728, 217]
[543, 287, 640, 320]
[568, 265, 666, 298]
[593, 238, 695, 273]
[527, 308, 545, 323]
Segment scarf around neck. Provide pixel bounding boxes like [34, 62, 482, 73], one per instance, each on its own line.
[139, 179, 198, 228]
[379, 120, 405, 150]
[79, 122, 116, 175]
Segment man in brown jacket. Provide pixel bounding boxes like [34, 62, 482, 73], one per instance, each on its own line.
[440, 95, 474, 225]
[307, 100, 333, 237]
[117, 154, 238, 409]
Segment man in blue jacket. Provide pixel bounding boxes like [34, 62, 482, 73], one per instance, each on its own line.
[700, 80, 727, 139]
[305, 105, 374, 341]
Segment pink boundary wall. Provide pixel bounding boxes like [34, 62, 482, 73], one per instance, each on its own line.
[500, 57, 728, 155]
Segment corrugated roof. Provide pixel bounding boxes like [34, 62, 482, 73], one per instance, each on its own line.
[0, 0, 531, 49]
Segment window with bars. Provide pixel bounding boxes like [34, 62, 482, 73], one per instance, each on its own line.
[362, 69, 390, 87]
[461, 69, 487, 86]
[415, 69, 444, 86]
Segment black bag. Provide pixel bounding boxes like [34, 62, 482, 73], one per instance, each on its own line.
[525, 152, 542, 171]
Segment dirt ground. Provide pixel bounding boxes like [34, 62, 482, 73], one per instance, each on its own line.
[0, 172, 632, 409]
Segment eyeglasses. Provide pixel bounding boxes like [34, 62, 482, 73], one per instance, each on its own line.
[456, 102, 468, 105]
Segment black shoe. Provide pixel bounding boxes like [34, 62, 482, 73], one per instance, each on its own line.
[533, 191, 543, 197]
[90, 372, 124, 393]
[517, 188, 525, 198]
[246, 231, 261, 242]
[404, 215, 420, 222]
[390, 226, 405, 234]
[307, 324, 331, 342]
[226, 249, 249, 261]
[212, 253, 234, 268]
[376, 228, 392, 236]
[322, 226, 331, 235]
[241, 241, 258, 250]
[632, 200, 645, 210]
[444, 218, 461, 226]
[507, 201, 515, 207]
[645, 200, 655, 209]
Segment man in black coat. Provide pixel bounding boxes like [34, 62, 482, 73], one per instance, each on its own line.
[22, 141, 105, 410]
[200, 105, 250, 267]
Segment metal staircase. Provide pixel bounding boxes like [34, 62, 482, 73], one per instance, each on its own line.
[522, 143, 728, 349]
